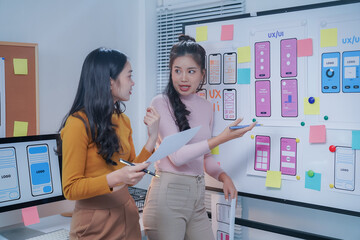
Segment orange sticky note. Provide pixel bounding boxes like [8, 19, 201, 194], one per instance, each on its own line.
[22, 206, 40, 226]
[309, 125, 326, 143]
[297, 38, 313, 57]
[221, 24, 234, 41]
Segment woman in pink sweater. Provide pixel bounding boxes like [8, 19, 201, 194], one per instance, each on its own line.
[143, 35, 256, 240]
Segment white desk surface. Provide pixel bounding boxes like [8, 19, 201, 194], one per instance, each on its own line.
[27, 214, 72, 233]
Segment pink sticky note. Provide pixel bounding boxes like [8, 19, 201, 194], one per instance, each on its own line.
[297, 38, 313, 57]
[221, 24, 234, 41]
[22, 206, 40, 226]
[309, 125, 326, 143]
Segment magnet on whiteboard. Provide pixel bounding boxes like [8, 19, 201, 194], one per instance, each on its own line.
[308, 97, 315, 104]
[301, 122, 305, 126]
[329, 184, 334, 188]
[252, 118, 257, 122]
[296, 138, 300, 143]
[301, 20, 307, 26]
[251, 135, 254, 139]
[296, 175, 300, 180]
[307, 170, 314, 177]
[329, 145, 336, 152]
[324, 115, 329, 120]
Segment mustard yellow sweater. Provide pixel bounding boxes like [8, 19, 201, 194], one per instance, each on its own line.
[61, 112, 151, 200]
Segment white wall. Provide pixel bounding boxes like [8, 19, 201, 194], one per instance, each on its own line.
[0, 0, 157, 227]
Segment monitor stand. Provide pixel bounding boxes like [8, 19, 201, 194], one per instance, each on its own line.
[0, 223, 44, 240]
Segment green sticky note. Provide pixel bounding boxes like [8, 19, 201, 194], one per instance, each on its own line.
[211, 146, 219, 155]
[237, 46, 251, 63]
[196, 26, 208, 42]
[13, 58, 28, 75]
[320, 28, 338, 48]
[304, 97, 320, 115]
[237, 68, 250, 84]
[265, 171, 281, 188]
[352, 130, 360, 150]
[305, 171, 321, 191]
[13, 121, 29, 137]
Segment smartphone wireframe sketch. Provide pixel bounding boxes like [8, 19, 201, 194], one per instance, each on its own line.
[209, 53, 221, 85]
[223, 52, 237, 84]
[254, 135, 270, 171]
[223, 89, 236, 120]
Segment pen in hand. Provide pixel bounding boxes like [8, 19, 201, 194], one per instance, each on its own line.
[229, 123, 262, 129]
[119, 159, 160, 178]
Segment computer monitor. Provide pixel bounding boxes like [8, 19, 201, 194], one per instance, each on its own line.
[0, 134, 64, 213]
[0, 134, 65, 238]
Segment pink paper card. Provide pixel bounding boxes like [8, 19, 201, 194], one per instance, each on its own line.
[221, 24, 234, 41]
[22, 206, 40, 226]
[309, 125, 326, 143]
[297, 38, 313, 57]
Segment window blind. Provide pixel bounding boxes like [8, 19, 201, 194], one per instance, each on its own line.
[156, 0, 245, 94]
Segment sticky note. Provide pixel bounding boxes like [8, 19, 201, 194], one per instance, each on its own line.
[13, 121, 28, 137]
[304, 97, 320, 115]
[237, 46, 251, 63]
[265, 171, 281, 188]
[237, 68, 250, 84]
[305, 171, 321, 191]
[297, 38, 313, 57]
[352, 130, 360, 150]
[320, 28, 338, 48]
[221, 24, 234, 41]
[196, 26, 208, 42]
[13, 58, 28, 75]
[211, 146, 219, 155]
[309, 125, 326, 143]
[22, 206, 40, 226]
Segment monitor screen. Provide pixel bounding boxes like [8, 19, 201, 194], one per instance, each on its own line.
[0, 134, 64, 213]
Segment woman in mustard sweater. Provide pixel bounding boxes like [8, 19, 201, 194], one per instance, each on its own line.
[58, 48, 159, 239]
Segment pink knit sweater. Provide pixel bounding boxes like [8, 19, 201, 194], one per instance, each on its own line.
[151, 93, 224, 180]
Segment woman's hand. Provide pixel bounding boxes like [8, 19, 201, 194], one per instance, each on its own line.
[144, 106, 160, 141]
[208, 119, 257, 150]
[106, 162, 150, 188]
[218, 172, 237, 201]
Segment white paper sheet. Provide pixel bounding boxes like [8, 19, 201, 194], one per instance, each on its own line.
[146, 126, 201, 163]
[211, 193, 236, 240]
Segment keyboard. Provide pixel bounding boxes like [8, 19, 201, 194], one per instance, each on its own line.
[26, 228, 69, 240]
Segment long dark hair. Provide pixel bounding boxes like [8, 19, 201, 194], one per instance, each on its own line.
[57, 47, 128, 165]
[164, 34, 206, 132]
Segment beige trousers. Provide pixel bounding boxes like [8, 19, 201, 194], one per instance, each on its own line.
[70, 186, 141, 240]
[142, 171, 215, 240]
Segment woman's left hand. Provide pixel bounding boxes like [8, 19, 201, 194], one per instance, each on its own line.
[218, 172, 237, 201]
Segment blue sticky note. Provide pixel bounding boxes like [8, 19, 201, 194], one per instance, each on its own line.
[237, 68, 250, 84]
[305, 171, 321, 191]
[352, 130, 360, 150]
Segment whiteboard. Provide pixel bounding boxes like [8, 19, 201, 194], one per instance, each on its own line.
[185, 1, 360, 215]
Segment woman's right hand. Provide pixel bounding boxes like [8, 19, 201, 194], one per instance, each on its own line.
[106, 162, 150, 188]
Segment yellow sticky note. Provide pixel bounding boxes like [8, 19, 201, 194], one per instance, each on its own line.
[211, 146, 219, 155]
[237, 46, 251, 63]
[13, 58, 28, 75]
[196, 26, 208, 42]
[265, 171, 282, 188]
[320, 28, 337, 48]
[304, 97, 320, 115]
[13, 121, 28, 137]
